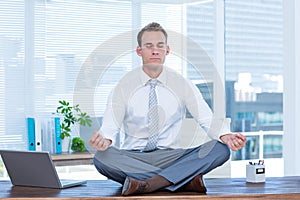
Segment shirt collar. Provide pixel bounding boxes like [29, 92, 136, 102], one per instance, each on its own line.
[140, 66, 167, 86]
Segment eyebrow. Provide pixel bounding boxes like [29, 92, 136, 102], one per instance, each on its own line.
[143, 42, 166, 46]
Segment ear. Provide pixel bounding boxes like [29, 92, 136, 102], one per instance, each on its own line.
[165, 45, 170, 55]
[136, 46, 142, 56]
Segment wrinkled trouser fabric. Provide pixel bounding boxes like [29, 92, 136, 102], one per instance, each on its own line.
[93, 140, 230, 191]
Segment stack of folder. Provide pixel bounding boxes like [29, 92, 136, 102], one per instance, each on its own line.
[27, 116, 62, 154]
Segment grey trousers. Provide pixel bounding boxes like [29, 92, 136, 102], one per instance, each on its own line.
[93, 140, 230, 191]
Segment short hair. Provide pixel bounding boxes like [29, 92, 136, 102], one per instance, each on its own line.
[137, 22, 168, 47]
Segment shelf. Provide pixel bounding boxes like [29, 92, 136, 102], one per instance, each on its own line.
[51, 152, 94, 166]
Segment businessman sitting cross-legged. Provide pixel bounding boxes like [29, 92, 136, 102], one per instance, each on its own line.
[89, 22, 246, 196]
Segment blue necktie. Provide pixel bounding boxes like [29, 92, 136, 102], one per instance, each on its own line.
[144, 79, 159, 151]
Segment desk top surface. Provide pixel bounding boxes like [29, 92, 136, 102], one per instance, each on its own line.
[0, 176, 300, 199]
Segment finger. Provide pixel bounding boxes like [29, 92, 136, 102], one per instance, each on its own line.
[100, 140, 109, 151]
[236, 135, 247, 147]
[92, 133, 102, 145]
[229, 138, 243, 151]
[89, 136, 100, 148]
[234, 137, 244, 146]
[234, 138, 246, 150]
[90, 131, 102, 143]
[235, 133, 247, 142]
[97, 137, 105, 148]
[231, 137, 245, 148]
[227, 138, 236, 150]
[232, 140, 240, 150]
[230, 142, 238, 151]
[89, 131, 98, 142]
[98, 141, 108, 151]
[89, 135, 98, 146]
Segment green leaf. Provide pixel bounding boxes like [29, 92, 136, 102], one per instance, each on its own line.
[56, 99, 92, 139]
[86, 119, 92, 127]
[71, 137, 86, 152]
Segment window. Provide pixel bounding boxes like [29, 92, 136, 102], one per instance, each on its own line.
[224, 0, 284, 176]
[0, 1, 26, 149]
[0, 0, 285, 178]
[0, 0, 218, 150]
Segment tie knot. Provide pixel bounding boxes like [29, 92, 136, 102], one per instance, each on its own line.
[149, 79, 158, 88]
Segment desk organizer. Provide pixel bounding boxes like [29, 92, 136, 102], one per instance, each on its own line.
[246, 164, 265, 183]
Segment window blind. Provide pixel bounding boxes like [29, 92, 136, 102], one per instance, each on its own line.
[0, 0, 26, 150]
[225, 0, 283, 92]
[0, 0, 284, 150]
[0, 0, 218, 150]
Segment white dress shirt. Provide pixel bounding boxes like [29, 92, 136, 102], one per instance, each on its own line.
[100, 66, 228, 150]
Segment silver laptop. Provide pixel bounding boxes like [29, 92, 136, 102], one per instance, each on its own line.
[0, 150, 87, 189]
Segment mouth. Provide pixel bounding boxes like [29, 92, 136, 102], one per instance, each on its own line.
[150, 58, 161, 61]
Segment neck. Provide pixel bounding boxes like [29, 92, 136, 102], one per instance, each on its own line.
[143, 65, 163, 79]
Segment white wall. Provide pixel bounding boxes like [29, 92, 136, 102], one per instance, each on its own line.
[283, 0, 300, 176]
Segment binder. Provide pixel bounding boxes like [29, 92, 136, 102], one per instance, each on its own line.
[27, 117, 36, 151]
[54, 117, 62, 154]
[41, 118, 55, 154]
[26, 116, 62, 154]
[34, 117, 42, 151]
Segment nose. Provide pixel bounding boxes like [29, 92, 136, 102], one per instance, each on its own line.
[151, 48, 159, 55]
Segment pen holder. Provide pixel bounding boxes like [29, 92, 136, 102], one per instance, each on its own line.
[246, 164, 265, 183]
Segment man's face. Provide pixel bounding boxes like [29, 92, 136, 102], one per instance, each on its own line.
[136, 31, 170, 67]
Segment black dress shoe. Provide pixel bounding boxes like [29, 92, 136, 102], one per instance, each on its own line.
[180, 174, 207, 193]
[121, 176, 149, 196]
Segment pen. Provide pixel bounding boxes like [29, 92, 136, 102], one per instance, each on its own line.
[258, 160, 264, 165]
[249, 160, 264, 165]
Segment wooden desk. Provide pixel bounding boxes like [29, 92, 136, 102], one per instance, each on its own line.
[51, 152, 94, 166]
[0, 177, 300, 199]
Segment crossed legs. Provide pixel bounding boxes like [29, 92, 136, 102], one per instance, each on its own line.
[93, 140, 230, 195]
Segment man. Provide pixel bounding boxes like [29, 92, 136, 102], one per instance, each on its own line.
[89, 22, 246, 196]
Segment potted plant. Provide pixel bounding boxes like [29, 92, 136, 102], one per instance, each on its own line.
[71, 137, 86, 152]
[56, 100, 92, 152]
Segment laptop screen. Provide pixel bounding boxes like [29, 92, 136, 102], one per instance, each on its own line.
[0, 150, 64, 188]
